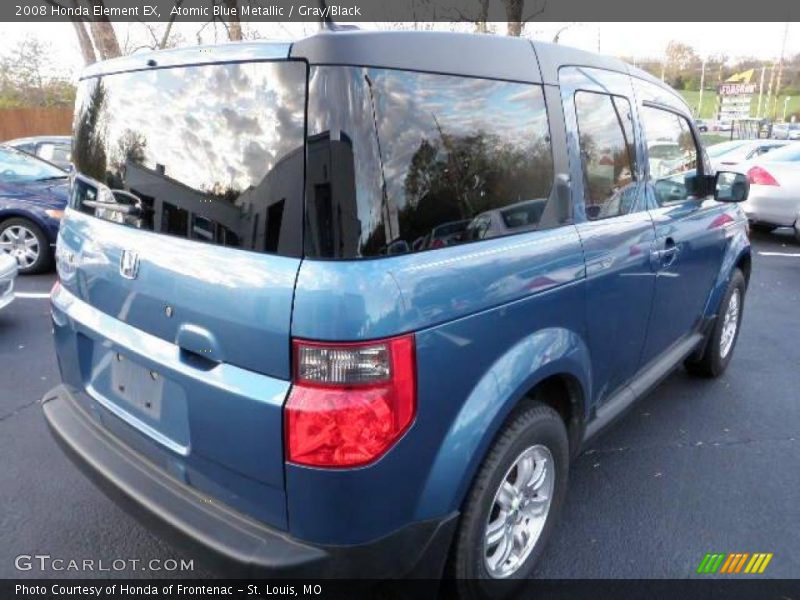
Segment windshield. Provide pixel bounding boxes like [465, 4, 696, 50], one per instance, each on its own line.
[761, 144, 800, 162]
[0, 146, 66, 183]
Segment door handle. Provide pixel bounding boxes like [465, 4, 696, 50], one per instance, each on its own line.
[660, 238, 679, 268]
[650, 238, 679, 271]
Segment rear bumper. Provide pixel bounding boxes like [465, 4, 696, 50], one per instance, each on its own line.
[42, 384, 457, 579]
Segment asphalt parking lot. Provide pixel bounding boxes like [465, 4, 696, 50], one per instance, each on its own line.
[1, 230, 798, 580]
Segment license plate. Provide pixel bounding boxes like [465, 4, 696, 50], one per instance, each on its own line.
[110, 353, 164, 420]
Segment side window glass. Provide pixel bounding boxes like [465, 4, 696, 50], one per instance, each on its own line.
[305, 67, 558, 258]
[574, 92, 638, 221]
[641, 106, 701, 205]
[38, 143, 55, 161]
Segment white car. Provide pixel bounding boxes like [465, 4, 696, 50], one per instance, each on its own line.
[737, 143, 800, 241]
[0, 252, 17, 311]
[464, 199, 548, 241]
[707, 139, 792, 172]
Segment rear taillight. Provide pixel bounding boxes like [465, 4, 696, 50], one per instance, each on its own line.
[747, 166, 779, 186]
[431, 238, 445, 249]
[285, 335, 416, 468]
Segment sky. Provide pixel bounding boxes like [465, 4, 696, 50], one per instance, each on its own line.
[0, 21, 797, 80]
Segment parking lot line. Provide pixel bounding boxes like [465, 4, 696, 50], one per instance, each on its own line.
[758, 251, 800, 257]
[15, 292, 51, 299]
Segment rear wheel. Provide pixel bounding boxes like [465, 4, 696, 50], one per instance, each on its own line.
[0, 218, 52, 274]
[685, 269, 746, 378]
[447, 402, 568, 597]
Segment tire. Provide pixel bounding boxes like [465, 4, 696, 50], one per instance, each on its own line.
[446, 401, 569, 598]
[794, 220, 800, 245]
[685, 269, 746, 378]
[0, 218, 52, 274]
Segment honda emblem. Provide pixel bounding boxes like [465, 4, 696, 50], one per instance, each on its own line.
[120, 250, 139, 280]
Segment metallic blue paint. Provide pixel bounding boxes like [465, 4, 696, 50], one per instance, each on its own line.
[48, 52, 751, 556]
[0, 179, 67, 245]
[287, 227, 587, 544]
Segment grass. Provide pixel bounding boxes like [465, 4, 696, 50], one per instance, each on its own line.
[699, 133, 731, 146]
[679, 89, 800, 120]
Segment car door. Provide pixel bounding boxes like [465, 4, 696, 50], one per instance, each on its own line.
[560, 67, 657, 405]
[633, 80, 729, 365]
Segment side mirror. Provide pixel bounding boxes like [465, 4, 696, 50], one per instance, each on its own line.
[714, 171, 749, 203]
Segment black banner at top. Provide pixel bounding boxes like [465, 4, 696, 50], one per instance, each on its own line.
[3, 0, 799, 23]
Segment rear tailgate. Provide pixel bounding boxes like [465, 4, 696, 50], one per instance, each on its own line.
[53, 56, 307, 529]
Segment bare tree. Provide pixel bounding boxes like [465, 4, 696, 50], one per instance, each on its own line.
[224, 0, 242, 41]
[43, 0, 121, 63]
[87, 0, 122, 60]
[503, 0, 547, 37]
[475, 0, 489, 33]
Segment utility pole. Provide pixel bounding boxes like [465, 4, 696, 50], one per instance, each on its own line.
[697, 58, 706, 118]
[784, 97, 792, 121]
[756, 65, 766, 119]
[772, 22, 790, 120]
[765, 64, 776, 120]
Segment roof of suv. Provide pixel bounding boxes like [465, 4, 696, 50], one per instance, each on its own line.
[81, 29, 679, 101]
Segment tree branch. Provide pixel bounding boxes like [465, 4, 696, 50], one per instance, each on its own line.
[522, 0, 548, 23]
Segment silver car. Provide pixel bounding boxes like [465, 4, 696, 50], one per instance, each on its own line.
[737, 143, 800, 241]
[707, 139, 791, 172]
[0, 252, 17, 311]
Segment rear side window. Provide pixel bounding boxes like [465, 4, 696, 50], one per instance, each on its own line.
[574, 91, 638, 220]
[71, 61, 307, 257]
[640, 106, 701, 205]
[305, 67, 557, 258]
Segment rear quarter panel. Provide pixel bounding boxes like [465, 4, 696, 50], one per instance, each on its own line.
[287, 226, 589, 544]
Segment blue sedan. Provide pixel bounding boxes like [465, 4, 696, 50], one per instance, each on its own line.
[0, 145, 68, 273]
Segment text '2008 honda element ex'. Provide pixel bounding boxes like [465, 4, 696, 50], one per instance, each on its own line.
[43, 29, 752, 592]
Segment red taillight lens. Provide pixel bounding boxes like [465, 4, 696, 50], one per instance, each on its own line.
[285, 335, 416, 468]
[747, 166, 779, 186]
[431, 238, 445, 249]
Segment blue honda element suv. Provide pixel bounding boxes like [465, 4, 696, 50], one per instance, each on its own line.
[43, 30, 751, 591]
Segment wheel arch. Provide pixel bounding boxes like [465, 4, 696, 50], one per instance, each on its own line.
[703, 227, 752, 320]
[0, 209, 50, 233]
[413, 327, 591, 521]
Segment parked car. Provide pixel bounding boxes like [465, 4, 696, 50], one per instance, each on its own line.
[695, 119, 709, 132]
[5, 135, 73, 170]
[736, 143, 800, 241]
[771, 122, 800, 140]
[706, 139, 792, 171]
[426, 219, 471, 249]
[0, 252, 17, 311]
[0, 146, 68, 273]
[464, 199, 548, 241]
[43, 32, 751, 590]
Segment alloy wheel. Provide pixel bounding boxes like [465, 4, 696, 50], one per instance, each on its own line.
[0, 225, 40, 270]
[483, 444, 555, 578]
[720, 288, 740, 359]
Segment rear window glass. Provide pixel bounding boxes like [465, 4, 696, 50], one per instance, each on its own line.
[71, 61, 306, 257]
[762, 144, 800, 162]
[305, 66, 558, 258]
